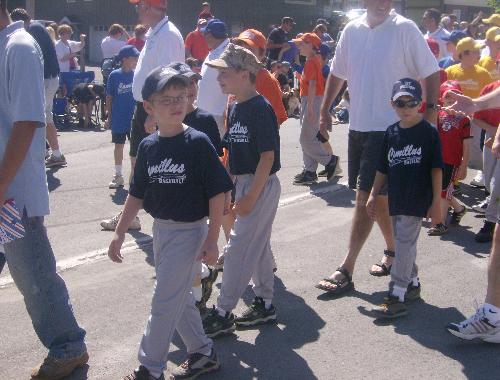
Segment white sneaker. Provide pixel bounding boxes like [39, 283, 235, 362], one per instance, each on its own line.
[100, 211, 141, 231]
[472, 197, 490, 214]
[109, 175, 124, 189]
[447, 306, 500, 343]
[470, 171, 485, 187]
[334, 162, 343, 176]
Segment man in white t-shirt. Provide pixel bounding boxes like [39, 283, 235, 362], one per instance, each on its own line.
[422, 8, 451, 60]
[315, 0, 440, 297]
[101, 23, 127, 59]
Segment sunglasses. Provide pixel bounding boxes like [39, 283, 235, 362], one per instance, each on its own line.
[394, 99, 420, 109]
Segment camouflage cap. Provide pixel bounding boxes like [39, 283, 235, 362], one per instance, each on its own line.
[206, 43, 263, 74]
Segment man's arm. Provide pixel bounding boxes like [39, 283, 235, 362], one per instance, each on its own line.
[446, 86, 500, 115]
[423, 71, 441, 125]
[0, 122, 39, 205]
[319, 74, 346, 137]
[472, 118, 497, 135]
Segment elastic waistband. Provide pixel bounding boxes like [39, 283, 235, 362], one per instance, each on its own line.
[154, 217, 207, 229]
[235, 173, 277, 183]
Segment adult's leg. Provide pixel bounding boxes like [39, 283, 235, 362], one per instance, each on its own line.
[44, 77, 61, 153]
[486, 224, 500, 307]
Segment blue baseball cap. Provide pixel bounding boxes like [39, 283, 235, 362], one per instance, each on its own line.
[117, 45, 140, 60]
[319, 43, 331, 58]
[142, 66, 189, 101]
[166, 62, 202, 80]
[200, 18, 228, 39]
[442, 30, 467, 43]
[391, 78, 422, 101]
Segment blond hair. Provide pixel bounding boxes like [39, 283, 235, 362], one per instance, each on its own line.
[58, 24, 73, 36]
[108, 24, 125, 36]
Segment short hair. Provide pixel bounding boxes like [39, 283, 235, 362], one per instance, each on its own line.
[425, 8, 442, 24]
[314, 24, 327, 33]
[58, 24, 73, 36]
[108, 24, 125, 36]
[10, 7, 30, 22]
[134, 24, 147, 36]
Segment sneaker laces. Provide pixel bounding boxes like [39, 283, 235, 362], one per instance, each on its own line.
[180, 353, 203, 369]
[110, 211, 123, 223]
[460, 301, 485, 328]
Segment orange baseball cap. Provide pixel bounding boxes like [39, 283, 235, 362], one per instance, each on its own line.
[129, 0, 166, 9]
[234, 29, 266, 50]
[293, 33, 321, 49]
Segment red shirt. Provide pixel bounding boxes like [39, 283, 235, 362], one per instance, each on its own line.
[474, 81, 500, 128]
[185, 30, 209, 61]
[127, 37, 145, 52]
[438, 110, 471, 166]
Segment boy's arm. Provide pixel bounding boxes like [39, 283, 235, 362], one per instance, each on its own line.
[366, 171, 387, 220]
[104, 95, 113, 128]
[198, 192, 225, 265]
[306, 80, 316, 114]
[458, 138, 470, 180]
[428, 168, 443, 225]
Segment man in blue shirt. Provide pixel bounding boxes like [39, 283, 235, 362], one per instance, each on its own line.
[0, 1, 88, 379]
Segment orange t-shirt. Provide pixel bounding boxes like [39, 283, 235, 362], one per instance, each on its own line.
[300, 55, 325, 97]
[256, 69, 288, 126]
[185, 30, 209, 61]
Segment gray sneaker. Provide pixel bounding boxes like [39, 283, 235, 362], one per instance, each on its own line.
[109, 175, 125, 189]
[100, 211, 141, 231]
[170, 350, 220, 379]
[45, 153, 67, 168]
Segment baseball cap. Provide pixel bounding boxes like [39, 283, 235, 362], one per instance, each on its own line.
[292, 33, 321, 49]
[282, 16, 295, 25]
[129, 0, 166, 9]
[319, 43, 331, 57]
[391, 78, 422, 101]
[456, 37, 485, 56]
[440, 80, 463, 100]
[483, 14, 500, 27]
[442, 30, 467, 43]
[200, 18, 228, 39]
[426, 38, 440, 57]
[166, 62, 202, 80]
[206, 43, 262, 74]
[234, 29, 266, 50]
[316, 18, 329, 26]
[485, 27, 500, 42]
[117, 45, 140, 61]
[142, 66, 189, 101]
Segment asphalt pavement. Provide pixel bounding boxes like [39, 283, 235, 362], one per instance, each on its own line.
[1, 115, 500, 380]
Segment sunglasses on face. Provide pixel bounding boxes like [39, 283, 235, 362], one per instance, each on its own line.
[154, 95, 188, 107]
[394, 99, 420, 109]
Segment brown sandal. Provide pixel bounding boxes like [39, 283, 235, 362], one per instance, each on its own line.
[369, 250, 395, 277]
[315, 267, 355, 295]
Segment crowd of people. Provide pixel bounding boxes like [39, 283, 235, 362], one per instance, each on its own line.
[1, 0, 500, 379]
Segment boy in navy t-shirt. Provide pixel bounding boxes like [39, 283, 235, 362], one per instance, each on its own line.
[201, 44, 282, 338]
[367, 78, 443, 319]
[105, 45, 139, 189]
[107, 66, 233, 380]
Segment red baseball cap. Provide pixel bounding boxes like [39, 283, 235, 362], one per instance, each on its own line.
[129, 0, 166, 9]
[440, 80, 463, 100]
[426, 38, 440, 58]
[234, 29, 266, 50]
[292, 32, 321, 49]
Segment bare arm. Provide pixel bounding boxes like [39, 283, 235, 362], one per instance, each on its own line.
[423, 71, 440, 125]
[105, 95, 113, 127]
[366, 171, 387, 220]
[319, 74, 346, 137]
[198, 192, 225, 265]
[472, 118, 497, 135]
[445, 86, 500, 115]
[428, 167, 443, 225]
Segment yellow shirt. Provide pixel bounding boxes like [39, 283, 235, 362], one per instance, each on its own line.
[445, 64, 493, 98]
[479, 56, 500, 81]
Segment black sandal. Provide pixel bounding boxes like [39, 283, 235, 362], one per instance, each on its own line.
[369, 249, 395, 277]
[315, 267, 355, 295]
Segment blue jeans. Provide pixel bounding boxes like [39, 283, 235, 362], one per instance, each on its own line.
[4, 211, 86, 359]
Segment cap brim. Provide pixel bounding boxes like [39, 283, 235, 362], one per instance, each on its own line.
[291, 38, 304, 44]
[184, 71, 202, 80]
[483, 18, 492, 24]
[206, 58, 230, 70]
[392, 91, 419, 101]
[234, 37, 258, 50]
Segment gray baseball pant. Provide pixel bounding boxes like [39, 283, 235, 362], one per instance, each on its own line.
[390, 215, 422, 290]
[300, 96, 332, 172]
[217, 174, 281, 312]
[138, 218, 212, 375]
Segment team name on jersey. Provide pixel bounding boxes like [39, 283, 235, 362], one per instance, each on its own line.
[229, 121, 249, 143]
[388, 144, 422, 167]
[148, 158, 186, 184]
[117, 82, 133, 95]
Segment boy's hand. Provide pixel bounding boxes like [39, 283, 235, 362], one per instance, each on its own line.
[457, 163, 467, 181]
[427, 201, 441, 226]
[232, 194, 256, 217]
[108, 233, 125, 263]
[366, 194, 377, 220]
[198, 238, 219, 266]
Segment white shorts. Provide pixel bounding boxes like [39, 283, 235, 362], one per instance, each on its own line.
[44, 76, 59, 125]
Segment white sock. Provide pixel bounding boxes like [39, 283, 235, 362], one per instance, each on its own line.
[52, 149, 62, 158]
[217, 307, 227, 317]
[115, 165, 123, 176]
[411, 277, 419, 287]
[192, 286, 202, 302]
[147, 368, 163, 379]
[392, 285, 406, 302]
[484, 303, 500, 323]
[200, 263, 210, 279]
[263, 299, 272, 309]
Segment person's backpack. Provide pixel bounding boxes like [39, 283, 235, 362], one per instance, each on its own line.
[101, 56, 121, 87]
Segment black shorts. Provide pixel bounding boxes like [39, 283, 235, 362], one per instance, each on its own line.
[72, 84, 94, 103]
[348, 130, 388, 194]
[441, 164, 458, 200]
[112, 131, 130, 144]
[129, 102, 150, 157]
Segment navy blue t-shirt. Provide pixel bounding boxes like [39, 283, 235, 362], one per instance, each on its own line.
[28, 22, 60, 79]
[129, 128, 233, 222]
[184, 108, 223, 157]
[223, 95, 281, 176]
[378, 120, 443, 218]
[107, 68, 135, 134]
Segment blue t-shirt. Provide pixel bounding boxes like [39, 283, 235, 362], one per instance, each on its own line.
[106, 68, 135, 133]
[378, 120, 443, 218]
[28, 22, 60, 79]
[281, 40, 299, 64]
[129, 128, 233, 222]
[439, 56, 458, 69]
[184, 108, 223, 156]
[223, 95, 281, 176]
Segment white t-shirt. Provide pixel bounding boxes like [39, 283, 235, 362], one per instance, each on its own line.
[331, 10, 439, 132]
[101, 36, 126, 59]
[197, 38, 230, 117]
[425, 26, 451, 59]
[132, 16, 185, 102]
[55, 39, 83, 72]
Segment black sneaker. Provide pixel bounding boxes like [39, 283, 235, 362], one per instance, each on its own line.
[196, 268, 218, 311]
[427, 223, 448, 236]
[371, 295, 408, 319]
[202, 307, 235, 338]
[325, 155, 340, 181]
[317, 169, 328, 177]
[450, 206, 467, 226]
[123, 365, 164, 380]
[475, 221, 495, 243]
[170, 349, 220, 380]
[234, 297, 277, 327]
[293, 171, 317, 185]
[406, 282, 421, 302]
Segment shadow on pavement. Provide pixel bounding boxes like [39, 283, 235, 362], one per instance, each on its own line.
[110, 187, 129, 206]
[64, 364, 89, 380]
[46, 167, 62, 192]
[456, 183, 487, 210]
[128, 233, 154, 267]
[316, 185, 355, 208]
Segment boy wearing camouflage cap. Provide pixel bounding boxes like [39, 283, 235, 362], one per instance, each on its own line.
[202, 44, 282, 337]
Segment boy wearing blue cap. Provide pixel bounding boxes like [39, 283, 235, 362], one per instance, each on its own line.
[107, 66, 233, 380]
[366, 78, 443, 319]
[439, 30, 467, 69]
[105, 45, 140, 189]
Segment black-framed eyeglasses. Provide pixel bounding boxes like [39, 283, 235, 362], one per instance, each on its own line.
[394, 99, 420, 109]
